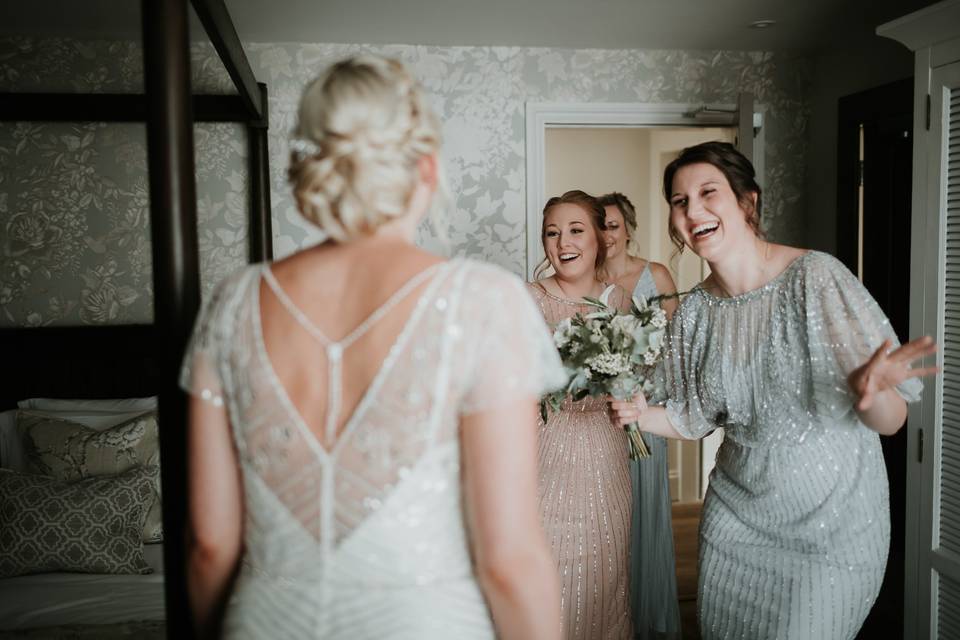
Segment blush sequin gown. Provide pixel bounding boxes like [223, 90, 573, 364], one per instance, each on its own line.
[528, 282, 634, 640]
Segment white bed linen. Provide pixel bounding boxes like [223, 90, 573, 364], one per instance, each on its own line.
[0, 568, 165, 630]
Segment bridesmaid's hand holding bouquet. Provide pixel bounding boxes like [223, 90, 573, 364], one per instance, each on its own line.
[541, 286, 668, 460]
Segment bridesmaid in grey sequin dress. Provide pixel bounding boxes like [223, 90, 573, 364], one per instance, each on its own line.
[599, 192, 682, 640]
[610, 143, 938, 640]
[529, 190, 634, 640]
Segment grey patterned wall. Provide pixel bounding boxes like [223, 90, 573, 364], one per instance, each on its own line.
[0, 38, 812, 327]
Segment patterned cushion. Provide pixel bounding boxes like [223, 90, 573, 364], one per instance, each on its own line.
[0, 467, 155, 577]
[17, 410, 164, 543]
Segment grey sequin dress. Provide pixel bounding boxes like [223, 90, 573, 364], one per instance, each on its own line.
[631, 265, 682, 640]
[528, 282, 634, 640]
[660, 251, 922, 640]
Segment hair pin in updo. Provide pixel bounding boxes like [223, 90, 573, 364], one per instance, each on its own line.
[289, 137, 321, 157]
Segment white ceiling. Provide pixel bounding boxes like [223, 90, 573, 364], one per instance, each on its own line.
[0, 0, 940, 53]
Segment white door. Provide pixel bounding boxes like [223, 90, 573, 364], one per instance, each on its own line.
[908, 59, 960, 640]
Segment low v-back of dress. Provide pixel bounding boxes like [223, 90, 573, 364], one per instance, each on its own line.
[180, 258, 566, 639]
[259, 263, 444, 453]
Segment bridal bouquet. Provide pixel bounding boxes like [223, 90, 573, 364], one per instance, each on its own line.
[541, 287, 668, 460]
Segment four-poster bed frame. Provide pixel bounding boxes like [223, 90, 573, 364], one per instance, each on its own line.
[0, 1, 273, 636]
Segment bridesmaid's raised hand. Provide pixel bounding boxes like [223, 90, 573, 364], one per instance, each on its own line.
[848, 336, 938, 412]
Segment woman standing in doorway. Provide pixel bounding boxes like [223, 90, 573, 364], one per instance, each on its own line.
[529, 190, 634, 640]
[599, 192, 682, 640]
[611, 141, 937, 639]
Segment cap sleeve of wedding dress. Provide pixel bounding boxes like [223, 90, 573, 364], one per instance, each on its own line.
[802, 251, 922, 422]
[178, 265, 259, 406]
[457, 263, 566, 415]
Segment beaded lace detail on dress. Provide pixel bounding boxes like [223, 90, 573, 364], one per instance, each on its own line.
[262, 263, 443, 446]
[179, 260, 566, 638]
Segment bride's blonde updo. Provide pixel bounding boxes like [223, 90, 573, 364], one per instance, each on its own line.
[287, 55, 443, 241]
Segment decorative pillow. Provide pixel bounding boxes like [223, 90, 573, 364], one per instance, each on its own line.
[2, 408, 149, 473]
[17, 411, 164, 543]
[0, 467, 155, 578]
[17, 409, 157, 431]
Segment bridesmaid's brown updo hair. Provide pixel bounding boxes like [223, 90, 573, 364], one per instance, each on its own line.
[662, 141, 763, 254]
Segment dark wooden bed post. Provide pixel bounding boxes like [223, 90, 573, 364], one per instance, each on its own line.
[249, 82, 274, 263]
[1, 0, 269, 634]
[191, 0, 273, 263]
[141, 0, 199, 637]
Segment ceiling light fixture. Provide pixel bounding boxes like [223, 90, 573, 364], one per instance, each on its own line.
[749, 19, 777, 29]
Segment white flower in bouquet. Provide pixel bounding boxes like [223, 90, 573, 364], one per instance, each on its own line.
[554, 317, 575, 348]
[610, 313, 640, 339]
[643, 348, 661, 366]
[587, 352, 632, 377]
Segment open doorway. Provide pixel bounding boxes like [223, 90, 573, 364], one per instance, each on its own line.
[544, 124, 733, 505]
[542, 124, 736, 637]
[837, 76, 913, 640]
[527, 100, 761, 638]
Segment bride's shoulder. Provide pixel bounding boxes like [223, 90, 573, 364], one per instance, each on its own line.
[445, 259, 543, 315]
[207, 262, 264, 307]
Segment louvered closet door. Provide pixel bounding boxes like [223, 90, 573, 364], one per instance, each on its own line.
[918, 59, 960, 640]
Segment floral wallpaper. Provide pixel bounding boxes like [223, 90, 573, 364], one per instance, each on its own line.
[0, 37, 812, 327]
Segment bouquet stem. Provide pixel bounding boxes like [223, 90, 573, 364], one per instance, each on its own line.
[625, 422, 650, 460]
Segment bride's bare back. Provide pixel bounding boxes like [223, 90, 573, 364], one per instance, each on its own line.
[260, 239, 444, 448]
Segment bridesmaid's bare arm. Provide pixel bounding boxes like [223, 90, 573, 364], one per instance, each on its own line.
[609, 395, 695, 440]
[649, 262, 679, 320]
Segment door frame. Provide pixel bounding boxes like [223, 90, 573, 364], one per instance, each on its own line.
[836, 75, 915, 640]
[524, 101, 764, 280]
[909, 58, 960, 640]
[524, 100, 763, 500]
[836, 77, 914, 276]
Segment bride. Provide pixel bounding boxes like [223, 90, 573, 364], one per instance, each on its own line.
[180, 55, 564, 639]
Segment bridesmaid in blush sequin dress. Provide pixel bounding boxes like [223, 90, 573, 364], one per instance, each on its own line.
[529, 190, 634, 640]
